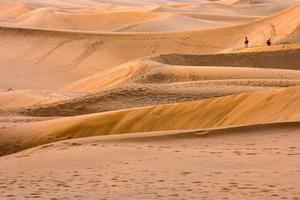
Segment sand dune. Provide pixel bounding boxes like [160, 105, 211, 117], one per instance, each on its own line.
[18, 79, 300, 117]
[63, 54, 300, 92]
[0, 89, 67, 108]
[156, 0, 300, 17]
[237, 43, 300, 52]
[0, 121, 300, 199]
[182, 13, 259, 23]
[2, 0, 299, 33]
[10, 8, 169, 32]
[115, 14, 234, 32]
[216, 0, 300, 9]
[0, 46, 298, 117]
[8, 47, 298, 116]
[0, 4, 258, 32]
[0, 0, 31, 20]
[216, 0, 271, 5]
[8, 0, 100, 9]
[0, 3, 299, 90]
[155, 49, 300, 69]
[1, 85, 300, 156]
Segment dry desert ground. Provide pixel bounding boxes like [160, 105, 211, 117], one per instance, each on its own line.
[0, 0, 300, 199]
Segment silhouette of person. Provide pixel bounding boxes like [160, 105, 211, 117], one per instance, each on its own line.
[245, 37, 249, 48]
[267, 38, 272, 46]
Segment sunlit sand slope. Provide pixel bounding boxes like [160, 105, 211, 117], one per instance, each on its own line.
[0, 1, 30, 20]
[0, 90, 67, 108]
[10, 9, 169, 32]
[12, 47, 300, 116]
[0, 4, 299, 90]
[1, 86, 300, 155]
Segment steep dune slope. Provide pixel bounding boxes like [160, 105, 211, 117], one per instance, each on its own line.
[0, 28, 197, 90]
[11, 47, 299, 116]
[0, 44, 296, 117]
[253, 4, 300, 43]
[1, 85, 300, 155]
[154, 48, 300, 69]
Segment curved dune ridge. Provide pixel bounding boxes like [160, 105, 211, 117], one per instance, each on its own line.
[9, 47, 299, 117]
[1, 0, 300, 32]
[1, 85, 300, 156]
[0, 4, 260, 32]
[0, 4, 299, 91]
[63, 52, 300, 92]
[10, 9, 170, 32]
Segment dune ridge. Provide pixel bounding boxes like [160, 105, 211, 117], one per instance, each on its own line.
[1, 85, 300, 156]
[4, 47, 296, 117]
[0, 3, 299, 91]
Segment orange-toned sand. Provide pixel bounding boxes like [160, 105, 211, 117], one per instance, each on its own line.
[0, 0, 299, 199]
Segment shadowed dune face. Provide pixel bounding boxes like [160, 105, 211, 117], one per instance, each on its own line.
[154, 48, 300, 69]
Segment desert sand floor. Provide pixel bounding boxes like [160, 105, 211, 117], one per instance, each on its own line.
[0, 0, 300, 199]
[0, 123, 300, 199]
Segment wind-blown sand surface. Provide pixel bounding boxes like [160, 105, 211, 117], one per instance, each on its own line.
[0, 0, 300, 199]
[1, 122, 300, 199]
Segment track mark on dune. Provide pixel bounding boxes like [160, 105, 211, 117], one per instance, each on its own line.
[151, 42, 160, 54]
[64, 40, 105, 70]
[171, 37, 220, 49]
[35, 34, 85, 64]
[49, 40, 105, 73]
[271, 24, 277, 36]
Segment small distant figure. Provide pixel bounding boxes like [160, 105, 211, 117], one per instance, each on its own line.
[245, 37, 249, 48]
[6, 88, 13, 92]
[267, 38, 272, 46]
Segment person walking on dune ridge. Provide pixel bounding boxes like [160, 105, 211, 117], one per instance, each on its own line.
[267, 38, 272, 46]
[244, 36, 249, 48]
